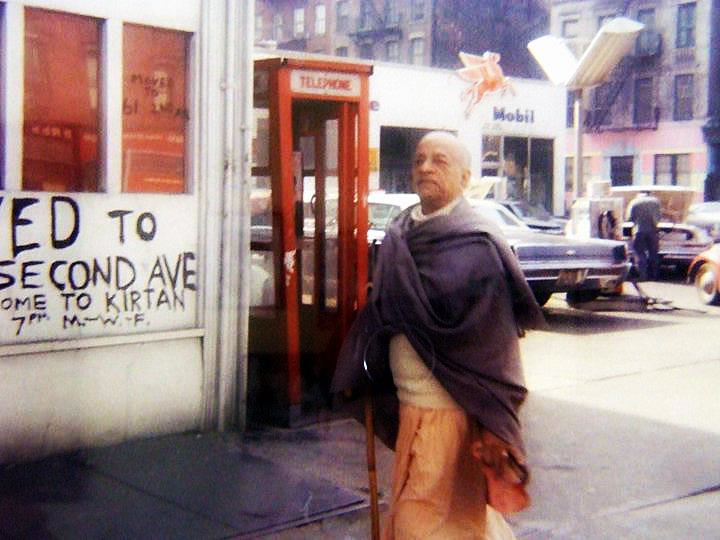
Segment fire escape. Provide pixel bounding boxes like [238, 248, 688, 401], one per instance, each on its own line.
[349, 1, 403, 57]
[585, 29, 663, 132]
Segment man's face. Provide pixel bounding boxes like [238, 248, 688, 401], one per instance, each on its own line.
[412, 135, 469, 213]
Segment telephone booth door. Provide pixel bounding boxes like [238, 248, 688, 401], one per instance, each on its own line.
[249, 58, 372, 425]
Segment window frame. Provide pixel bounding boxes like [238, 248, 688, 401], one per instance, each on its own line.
[409, 37, 424, 65]
[673, 73, 694, 121]
[385, 40, 399, 63]
[676, 2, 696, 48]
[336, 0, 349, 32]
[314, 4, 326, 35]
[561, 18, 579, 39]
[636, 8, 656, 54]
[654, 154, 691, 186]
[293, 7, 304, 38]
[411, 0, 425, 21]
[633, 77, 653, 125]
[2, 2, 197, 195]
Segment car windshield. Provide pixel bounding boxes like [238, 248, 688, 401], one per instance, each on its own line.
[470, 201, 528, 228]
[369, 203, 401, 230]
[509, 200, 552, 220]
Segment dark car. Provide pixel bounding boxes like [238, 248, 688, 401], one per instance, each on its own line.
[497, 199, 568, 235]
[685, 201, 720, 243]
[470, 200, 630, 305]
[366, 194, 631, 306]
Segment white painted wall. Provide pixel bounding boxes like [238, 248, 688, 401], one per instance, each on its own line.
[0, 0, 250, 461]
[0, 338, 202, 462]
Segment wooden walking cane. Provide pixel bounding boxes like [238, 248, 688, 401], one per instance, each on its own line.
[364, 389, 381, 540]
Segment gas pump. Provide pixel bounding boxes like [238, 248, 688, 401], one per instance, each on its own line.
[249, 57, 372, 426]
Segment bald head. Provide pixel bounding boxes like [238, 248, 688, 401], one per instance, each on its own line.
[412, 131, 471, 214]
[420, 131, 471, 169]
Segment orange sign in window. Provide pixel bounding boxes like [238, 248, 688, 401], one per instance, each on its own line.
[23, 8, 101, 192]
[123, 24, 190, 193]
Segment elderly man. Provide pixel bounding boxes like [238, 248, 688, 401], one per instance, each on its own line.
[332, 131, 546, 539]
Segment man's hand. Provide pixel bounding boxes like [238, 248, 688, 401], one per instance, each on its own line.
[471, 429, 527, 485]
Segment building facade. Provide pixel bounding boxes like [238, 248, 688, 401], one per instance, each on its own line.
[255, 0, 434, 65]
[1, 0, 254, 462]
[254, 1, 549, 76]
[551, 0, 711, 201]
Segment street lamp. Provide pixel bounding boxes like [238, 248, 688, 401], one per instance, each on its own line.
[527, 17, 644, 202]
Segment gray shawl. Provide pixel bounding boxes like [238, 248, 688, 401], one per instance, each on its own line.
[331, 197, 547, 456]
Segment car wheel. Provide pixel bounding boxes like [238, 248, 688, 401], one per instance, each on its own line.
[566, 289, 600, 304]
[532, 289, 553, 306]
[694, 263, 720, 305]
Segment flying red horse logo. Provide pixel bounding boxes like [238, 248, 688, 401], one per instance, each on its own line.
[456, 51, 514, 117]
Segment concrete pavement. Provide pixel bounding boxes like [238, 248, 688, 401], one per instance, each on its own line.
[2, 280, 718, 539]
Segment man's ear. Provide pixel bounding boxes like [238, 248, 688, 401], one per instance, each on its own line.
[461, 169, 471, 189]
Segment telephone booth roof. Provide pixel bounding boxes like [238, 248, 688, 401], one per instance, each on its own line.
[254, 54, 374, 75]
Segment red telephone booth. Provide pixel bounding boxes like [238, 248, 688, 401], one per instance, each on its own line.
[249, 57, 372, 425]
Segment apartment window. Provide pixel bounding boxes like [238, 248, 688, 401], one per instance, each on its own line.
[592, 84, 612, 126]
[336, 1, 349, 32]
[359, 43, 373, 60]
[273, 13, 284, 41]
[633, 78, 653, 125]
[636, 8, 656, 54]
[385, 4, 400, 25]
[335, 46, 348, 57]
[655, 154, 691, 186]
[410, 38, 424, 65]
[411, 0, 425, 21]
[315, 4, 326, 35]
[676, 2, 696, 48]
[561, 19, 579, 38]
[674, 74, 694, 120]
[386, 41, 399, 62]
[610, 156, 633, 186]
[293, 8, 305, 38]
[123, 24, 189, 193]
[360, 1, 374, 30]
[255, 14, 263, 41]
[23, 8, 101, 192]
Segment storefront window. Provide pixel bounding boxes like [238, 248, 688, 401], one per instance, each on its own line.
[122, 24, 189, 193]
[23, 8, 101, 192]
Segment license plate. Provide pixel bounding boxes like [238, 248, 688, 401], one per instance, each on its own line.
[557, 269, 588, 286]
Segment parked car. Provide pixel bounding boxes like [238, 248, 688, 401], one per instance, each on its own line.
[470, 199, 630, 305]
[496, 199, 568, 235]
[685, 201, 720, 242]
[620, 221, 713, 273]
[687, 244, 720, 305]
[367, 193, 630, 306]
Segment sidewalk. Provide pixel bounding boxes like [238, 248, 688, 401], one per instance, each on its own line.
[0, 418, 394, 539]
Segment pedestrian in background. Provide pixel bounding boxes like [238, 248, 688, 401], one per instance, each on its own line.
[332, 131, 546, 539]
[626, 191, 661, 281]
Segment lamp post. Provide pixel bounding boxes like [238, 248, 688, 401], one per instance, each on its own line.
[702, 0, 720, 201]
[528, 17, 644, 202]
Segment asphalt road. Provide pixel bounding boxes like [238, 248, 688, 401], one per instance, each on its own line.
[265, 277, 720, 539]
[515, 278, 720, 539]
